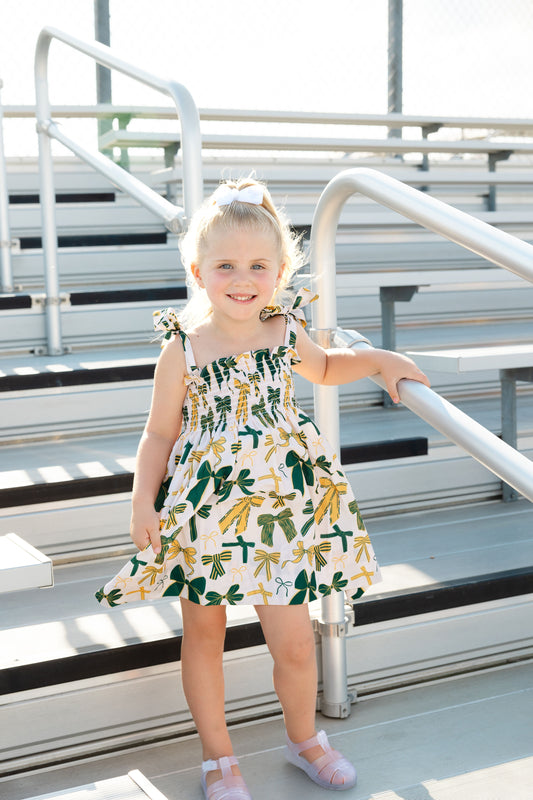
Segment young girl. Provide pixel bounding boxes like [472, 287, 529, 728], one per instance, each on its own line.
[96, 178, 430, 799]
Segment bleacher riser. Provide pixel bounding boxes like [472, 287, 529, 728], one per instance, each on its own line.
[2, 371, 532, 445]
[0, 494, 132, 560]
[332, 235, 533, 270]
[0, 303, 163, 353]
[10, 243, 182, 291]
[9, 231, 533, 295]
[6, 159, 158, 194]
[9, 198, 533, 240]
[0, 381, 152, 442]
[9, 199, 169, 238]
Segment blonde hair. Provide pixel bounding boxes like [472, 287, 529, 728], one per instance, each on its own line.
[178, 178, 305, 328]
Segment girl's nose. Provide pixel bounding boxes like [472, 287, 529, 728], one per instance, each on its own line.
[233, 270, 252, 285]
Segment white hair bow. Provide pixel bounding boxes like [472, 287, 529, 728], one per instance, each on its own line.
[212, 184, 264, 207]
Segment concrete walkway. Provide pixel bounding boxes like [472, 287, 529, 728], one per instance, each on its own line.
[5, 660, 532, 800]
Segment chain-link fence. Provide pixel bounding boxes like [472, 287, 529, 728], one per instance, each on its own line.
[0, 0, 531, 155]
[403, 0, 533, 118]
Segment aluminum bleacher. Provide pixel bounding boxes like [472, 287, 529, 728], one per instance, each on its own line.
[1, 92, 533, 799]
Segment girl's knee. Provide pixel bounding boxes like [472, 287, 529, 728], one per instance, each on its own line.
[181, 599, 227, 649]
[258, 605, 316, 668]
[276, 627, 316, 669]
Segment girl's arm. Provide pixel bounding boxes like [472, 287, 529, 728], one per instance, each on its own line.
[293, 325, 430, 404]
[130, 337, 187, 554]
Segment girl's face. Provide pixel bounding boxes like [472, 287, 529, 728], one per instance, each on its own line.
[191, 224, 284, 324]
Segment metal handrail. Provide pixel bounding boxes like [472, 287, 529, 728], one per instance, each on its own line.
[310, 167, 533, 721]
[0, 80, 14, 292]
[34, 26, 203, 354]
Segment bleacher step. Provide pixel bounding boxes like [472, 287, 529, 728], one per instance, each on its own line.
[1, 500, 531, 774]
[2, 498, 533, 679]
[3, 663, 532, 800]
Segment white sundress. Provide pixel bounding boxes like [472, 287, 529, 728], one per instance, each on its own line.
[96, 289, 382, 607]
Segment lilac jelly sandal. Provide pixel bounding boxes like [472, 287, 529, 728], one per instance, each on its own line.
[285, 729, 357, 790]
[201, 756, 251, 800]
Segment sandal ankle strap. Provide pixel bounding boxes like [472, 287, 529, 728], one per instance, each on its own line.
[202, 755, 239, 775]
[287, 728, 330, 755]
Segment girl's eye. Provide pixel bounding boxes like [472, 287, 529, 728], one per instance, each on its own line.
[219, 263, 232, 270]
[252, 263, 265, 270]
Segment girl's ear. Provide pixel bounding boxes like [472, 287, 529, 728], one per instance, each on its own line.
[276, 262, 286, 286]
[191, 263, 204, 287]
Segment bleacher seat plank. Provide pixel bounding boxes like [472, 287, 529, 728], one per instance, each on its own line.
[0, 533, 53, 593]
[99, 129, 533, 157]
[18, 770, 169, 800]
[406, 344, 533, 373]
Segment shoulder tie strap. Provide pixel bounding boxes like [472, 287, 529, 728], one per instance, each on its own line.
[153, 307, 197, 370]
[260, 288, 318, 346]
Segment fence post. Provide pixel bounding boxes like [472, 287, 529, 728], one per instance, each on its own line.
[388, 0, 403, 140]
[94, 0, 113, 151]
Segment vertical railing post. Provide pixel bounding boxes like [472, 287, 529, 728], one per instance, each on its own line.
[0, 79, 14, 293]
[500, 370, 517, 502]
[310, 179, 354, 719]
[35, 32, 64, 354]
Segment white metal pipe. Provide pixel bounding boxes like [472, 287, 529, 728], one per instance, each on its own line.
[311, 168, 533, 284]
[35, 35, 63, 354]
[0, 79, 14, 292]
[34, 26, 204, 353]
[311, 336, 347, 717]
[309, 166, 533, 718]
[35, 26, 203, 219]
[43, 121, 185, 233]
[353, 339, 533, 502]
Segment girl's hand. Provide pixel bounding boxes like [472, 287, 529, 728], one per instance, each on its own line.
[377, 350, 431, 405]
[130, 503, 162, 555]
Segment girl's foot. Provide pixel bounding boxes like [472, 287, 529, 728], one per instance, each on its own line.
[201, 756, 251, 800]
[285, 729, 357, 790]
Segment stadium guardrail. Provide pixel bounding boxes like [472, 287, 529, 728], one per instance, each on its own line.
[34, 27, 203, 354]
[310, 166, 533, 719]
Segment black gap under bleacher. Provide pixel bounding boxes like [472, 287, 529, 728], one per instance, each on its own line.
[0, 294, 32, 310]
[19, 232, 168, 249]
[69, 286, 187, 305]
[353, 566, 533, 625]
[9, 193, 116, 204]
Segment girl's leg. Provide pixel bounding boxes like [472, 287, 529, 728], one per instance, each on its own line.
[254, 605, 323, 760]
[256, 604, 355, 787]
[180, 598, 240, 786]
